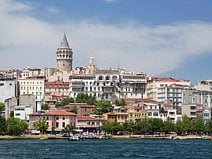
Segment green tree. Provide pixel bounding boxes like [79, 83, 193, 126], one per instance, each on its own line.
[194, 117, 205, 135]
[114, 99, 127, 106]
[0, 102, 5, 112]
[175, 120, 183, 135]
[10, 111, 14, 117]
[136, 119, 152, 134]
[93, 100, 113, 115]
[6, 117, 28, 136]
[41, 103, 50, 110]
[101, 122, 123, 135]
[70, 105, 78, 114]
[63, 124, 75, 133]
[33, 119, 48, 134]
[61, 97, 75, 106]
[0, 116, 6, 135]
[123, 121, 136, 134]
[204, 119, 212, 135]
[181, 115, 191, 135]
[76, 93, 96, 104]
[149, 118, 164, 133]
[163, 119, 175, 134]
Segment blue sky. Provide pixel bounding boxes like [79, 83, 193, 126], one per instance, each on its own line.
[1, 0, 212, 83]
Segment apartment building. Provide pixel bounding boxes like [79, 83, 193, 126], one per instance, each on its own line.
[69, 69, 147, 100]
[29, 110, 76, 133]
[146, 77, 190, 109]
[18, 76, 45, 99]
[0, 78, 17, 103]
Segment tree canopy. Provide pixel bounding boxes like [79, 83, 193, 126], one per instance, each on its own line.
[76, 93, 96, 104]
[60, 97, 75, 106]
[0, 102, 5, 112]
[6, 117, 28, 136]
[114, 99, 127, 106]
[41, 103, 50, 110]
[63, 124, 75, 133]
[93, 100, 113, 115]
[33, 119, 48, 134]
[0, 116, 6, 135]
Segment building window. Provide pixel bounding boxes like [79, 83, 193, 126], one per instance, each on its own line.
[153, 112, 158, 116]
[56, 117, 59, 120]
[62, 122, 65, 127]
[56, 122, 59, 127]
[62, 117, 65, 120]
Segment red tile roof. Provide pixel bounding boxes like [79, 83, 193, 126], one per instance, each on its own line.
[76, 116, 104, 121]
[163, 103, 173, 107]
[30, 110, 76, 116]
[123, 98, 157, 103]
[151, 77, 180, 82]
[63, 104, 95, 109]
[45, 81, 69, 89]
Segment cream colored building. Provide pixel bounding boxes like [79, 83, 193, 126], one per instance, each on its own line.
[18, 77, 45, 99]
[126, 106, 147, 122]
[103, 107, 128, 123]
[145, 77, 190, 108]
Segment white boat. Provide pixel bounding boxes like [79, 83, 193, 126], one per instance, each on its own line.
[68, 135, 82, 141]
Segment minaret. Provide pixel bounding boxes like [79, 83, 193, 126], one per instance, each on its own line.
[56, 34, 73, 72]
[86, 57, 96, 74]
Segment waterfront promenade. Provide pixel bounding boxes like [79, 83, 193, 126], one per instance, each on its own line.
[0, 134, 211, 140]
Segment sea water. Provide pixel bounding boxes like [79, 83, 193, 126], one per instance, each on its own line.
[0, 139, 211, 159]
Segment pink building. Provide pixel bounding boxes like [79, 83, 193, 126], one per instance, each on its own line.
[29, 110, 76, 133]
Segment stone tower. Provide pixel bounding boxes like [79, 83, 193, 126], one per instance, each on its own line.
[56, 34, 73, 72]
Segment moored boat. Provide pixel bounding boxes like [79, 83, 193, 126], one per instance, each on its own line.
[68, 135, 82, 141]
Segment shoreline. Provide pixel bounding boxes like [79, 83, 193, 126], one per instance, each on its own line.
[0, 134, 211, 140]
[110, 134, 212, 140]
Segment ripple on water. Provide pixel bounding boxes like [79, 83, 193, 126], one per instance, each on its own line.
[0, 139, 211, 159]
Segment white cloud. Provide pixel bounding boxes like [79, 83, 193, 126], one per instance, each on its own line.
[1, 0, 212, 76]
[45, 6, 61, 14]
[103, 0, 119, 4]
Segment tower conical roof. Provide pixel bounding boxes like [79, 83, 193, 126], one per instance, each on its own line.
[59, 33, 70, 48]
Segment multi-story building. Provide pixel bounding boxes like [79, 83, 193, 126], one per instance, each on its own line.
[70, 69, 147, 100]
[103, 107, 128, 123]
[95, 69, 120, 99]
[76, 116, 104, 133]
[125, 106, 147, 122]
[29, 110, 76, 133]
[14, 105, 33, 121]
[69, 74, 95, 98]
[45, 81, 69, 97]
[146, 77, 190, 110]
[0, 69, 19, 79]
[18, 76, 45, 99]
[0, 78, 17, 103]
[119, 71, 146, 99]
[4, 94, 36, 119]
[203, 107, 211, 123]
[181, 103, 204, 120]
[63, 103, 95, 116]
[194, 80, 212, 108]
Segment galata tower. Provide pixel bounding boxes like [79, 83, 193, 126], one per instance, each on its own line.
[56, 34, 73, 72]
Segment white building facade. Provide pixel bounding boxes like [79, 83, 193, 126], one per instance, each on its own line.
[0, 79, 17, 103]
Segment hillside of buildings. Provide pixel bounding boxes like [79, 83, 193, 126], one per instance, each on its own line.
[0, 34, 212, 138]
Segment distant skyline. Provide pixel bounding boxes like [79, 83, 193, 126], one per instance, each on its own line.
[1, 0, 212, 83]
